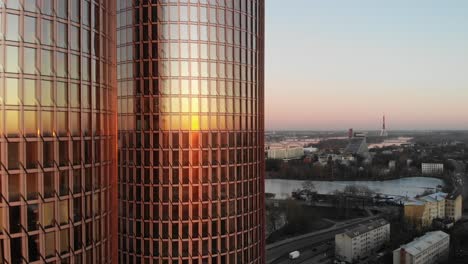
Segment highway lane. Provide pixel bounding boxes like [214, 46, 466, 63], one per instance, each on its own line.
[267, 215, 381, 264]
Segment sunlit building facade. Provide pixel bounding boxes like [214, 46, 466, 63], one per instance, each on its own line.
[0, 0, 117, 263]
[117, 0, 265, 263]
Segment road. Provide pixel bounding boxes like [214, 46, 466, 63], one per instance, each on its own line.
[266, 215, 381, 264]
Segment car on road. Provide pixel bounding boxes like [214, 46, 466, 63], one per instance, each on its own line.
[289, 251, 300, 260]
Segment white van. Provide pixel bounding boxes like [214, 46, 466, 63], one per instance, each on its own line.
[289, 251, 300, 259]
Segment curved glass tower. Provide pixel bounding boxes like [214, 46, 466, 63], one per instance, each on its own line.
[0, 0, 117, 263]
[117, 0, 265, 263]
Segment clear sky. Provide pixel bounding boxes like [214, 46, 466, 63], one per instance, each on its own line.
[265, 0, 468, 131]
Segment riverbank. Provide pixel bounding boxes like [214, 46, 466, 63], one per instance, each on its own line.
[266, 177, 446, 199]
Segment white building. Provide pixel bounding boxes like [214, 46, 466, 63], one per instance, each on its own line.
[421, 163, 444, 175]
[266, 145, 304, 160]
[304, 147, 318, 154]
[335, 219, 390, 263]
[393, 231, 449, 264]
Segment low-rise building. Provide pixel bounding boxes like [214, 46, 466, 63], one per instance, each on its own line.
[304, 147, 318, 154]
[343, 137, 370, 159]
[421, 163, 444, 175]
[393, 231, 449, 264]
[403, 192, 462, 228]
[266, 145, 304, 160]
[335, 219, 390, 263]
[445, 192, 463, 221]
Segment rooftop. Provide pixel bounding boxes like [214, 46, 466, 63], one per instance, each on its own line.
[420, 192, 447, 203]
[342, 218, 389, 238]
[397, 231, 449, 256]
[446, 191, 461, 200]
[402, 192, 448, 206]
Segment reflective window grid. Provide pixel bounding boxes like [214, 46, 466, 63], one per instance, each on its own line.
[117, 0, 265, 264]
[0, 0, 117, 263]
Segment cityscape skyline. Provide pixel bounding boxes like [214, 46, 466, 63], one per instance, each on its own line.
[266, 0, 468, 131]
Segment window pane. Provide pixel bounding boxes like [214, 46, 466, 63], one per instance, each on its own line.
[71, 55, 80, 79]
[41, 0, 53, 15]
[6, 111, 20, 137]
[24, 79, 37, 106]
[57, 82, 68, 107]
[24, 0, 37, 12]
[27, 174, 38, 200]
[57, 23, 68, 48]
[82, 1, 90, 26]
[43, 173, 54, 198]
[10, 238, 22, 263]
[24, 111, 37, 136]
[70, 112, 80, 136]
[59, 200, 69, 224]
[45, 232, 55, 257]
[7, 0, 20, 9]
[59, 171, 69, 196]
[7, 142, 20, 169]
[24, 16, 36, 43]
[41, 111, 53, 136]
[57, 111, 68, 136]
[57, 52, 67, 77]
[41, 49, 52, 76]
[6, 46, 19, 73]
[58, 0, 68, 19]
[43, 141, 54, 167]
[5, 78, 19, 105]
[60, 229, 69, 254]
[26, 142, 38, 168]
[8, 174, 20, 201]
[6, 14, 19, 41]
[71, 26, 80, 50]
[41, 81, 53, 106]
[28, 235, 40, 261]
[71, 0, 80, 22]
[70, 83, 80, 107]
[41, 19, 53, 45]
[24, 48, 36, 74]
[82, 30, 90, 53]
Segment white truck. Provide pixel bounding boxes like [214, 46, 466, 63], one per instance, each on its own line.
[289, 251, 300, 260]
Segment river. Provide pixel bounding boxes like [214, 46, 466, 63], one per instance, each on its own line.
[265, 177, 444, 199]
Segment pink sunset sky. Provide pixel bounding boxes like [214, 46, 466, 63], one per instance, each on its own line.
[265, 0, 468, 131]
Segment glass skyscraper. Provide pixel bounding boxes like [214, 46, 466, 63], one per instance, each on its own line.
[117, 0, 265, 263]
[0, 0, 117, 263]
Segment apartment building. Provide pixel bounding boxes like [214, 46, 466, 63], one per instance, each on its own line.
[393, 231, 449, 264]
[335, 219, 390, 263]
[421, 163, 444, 175]
[403, 192, 462, 228]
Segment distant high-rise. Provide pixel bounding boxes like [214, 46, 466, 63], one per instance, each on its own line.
[380, 115, 388, 137]
[117, 1, 265, 263]
[0, 0, 117, 263]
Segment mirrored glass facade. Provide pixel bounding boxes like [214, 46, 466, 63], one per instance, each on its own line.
[117, 0, 265, 263]
[0, 0, 117, 263]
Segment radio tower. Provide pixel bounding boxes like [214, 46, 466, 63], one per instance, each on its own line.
[380, 115, 388, 137]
